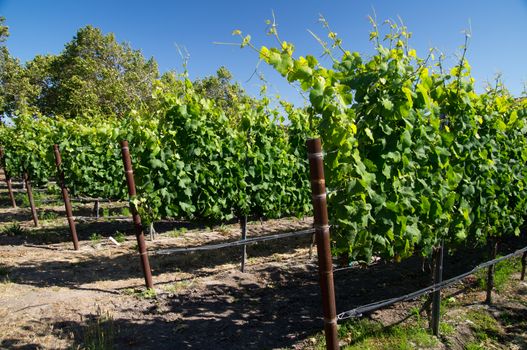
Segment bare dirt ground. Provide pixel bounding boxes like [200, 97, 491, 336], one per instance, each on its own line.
[1, 182, 527, 349]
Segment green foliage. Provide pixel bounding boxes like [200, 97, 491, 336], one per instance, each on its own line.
[1, 222, 27, 236]
[123, 77, 312, 222]
[90, 233, 103, 242]
[38, 210, 59, 221]
[247, 16, 527, 261]
[1, 24, 159, 118]
[315, 318, 437, 350]
[477, 257, 521, 292]
[122, 287, 156, 299]
[0, 74, 311, 234]
[0, 114, 56, 185]
[113, 231, 126, 243]
[82, 307, 116, 350]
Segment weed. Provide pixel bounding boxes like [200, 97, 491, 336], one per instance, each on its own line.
[217, 224, 230, 236]
[322, 318, 438, 350]
[1, 222, 28, 236]
[15, 191, 44, 207]
[464, 342, 485, 350]
[168, 227, 187, 238]
[164, 279, 194, 294]
[90, 233, 103, 242]
[38, 211, 59, 221]
[0, 265, 9, 282]
[478, 257, 520, 293]
[113, 231, 126, 243]
[120, 207, 130, 216]
[122, 287, 156, 299]
[82, 306, 116, 350]
[102, 207, 110, 217]
[466, 308, 503, 342]
[439, 322, 455, 335]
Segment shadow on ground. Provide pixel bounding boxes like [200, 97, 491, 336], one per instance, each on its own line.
[2, 234, 526, 349]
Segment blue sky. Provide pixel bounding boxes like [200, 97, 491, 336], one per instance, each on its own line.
[1, 0, 526, 106]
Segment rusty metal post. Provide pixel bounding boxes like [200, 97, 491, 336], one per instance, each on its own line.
[23, 172, 39, 227]
[53, 144, 80, 250]
[0, 149, 17, 208]
[120, 140, 154, 289]
[307, 138, 339, 350]
[5, 173, 17, 208]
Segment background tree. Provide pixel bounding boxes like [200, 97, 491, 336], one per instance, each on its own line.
[41, 25, 159, 118]
[1, 22, 160, 119]
[194, 66, 255, 117]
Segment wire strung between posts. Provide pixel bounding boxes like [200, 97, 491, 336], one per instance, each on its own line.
[337, 245, 527, 321]
[155, 227, 316, 255]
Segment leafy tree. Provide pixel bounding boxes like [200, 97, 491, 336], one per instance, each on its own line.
[193, 66, 255, 117]
[39, 25, 159, 118]
[0, 17, 9, 43]
[1, 23, 160, 119]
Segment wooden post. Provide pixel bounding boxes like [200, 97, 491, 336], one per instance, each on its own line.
[431, 242, 444, 336]
[120, 140, 154, 289]
[307, 138, 339, 350]
[486, 239, 498, 305]
[240, 215, 248, 272]
[53, 144, 80, 250]
[23, 172, 39, 227]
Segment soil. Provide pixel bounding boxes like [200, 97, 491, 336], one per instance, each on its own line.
[1, 182, 527, 349]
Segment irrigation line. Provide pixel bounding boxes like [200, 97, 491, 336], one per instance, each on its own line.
[155, 228, 315, 255]
[337, 245, 527, 321]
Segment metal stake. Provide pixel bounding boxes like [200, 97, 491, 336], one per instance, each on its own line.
[53, 144, 80, 250]
[241, 215, 248, 272]
[307, 138, 339, 350]
[521, 251, 527, 281]
[486, 239, 498, 305]
[23, 172, 39, 227]
[431, 242, 444, 336]
[120, 140, 154, 289]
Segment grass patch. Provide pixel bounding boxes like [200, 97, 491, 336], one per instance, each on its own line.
[311, 318, 438, 350]
[464, 343, 485, 350]
[439, 322, 455, 335]
[1, 222, 28, 236]
[466, 308, 503, 342]
[0, 264, 10, 282]
[38, 210, 59, 221]
[164, 279, 194, 294]
[90, 233, 103, 243]
[15, 190, 45, 207]
[82, 307, 116, 350]
[119, 207, 130, 216]
[122, 287, 156, 299]
[113, 231, 126, 243]
[168, 227, 187, 238]
[478, 257, 520, 293]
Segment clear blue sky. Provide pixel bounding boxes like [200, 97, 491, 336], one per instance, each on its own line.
[1, 0, 526, 106]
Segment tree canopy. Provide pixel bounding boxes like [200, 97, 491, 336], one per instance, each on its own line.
[0, 22, 160, 119]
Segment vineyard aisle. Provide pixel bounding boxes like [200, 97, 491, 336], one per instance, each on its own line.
[0, 185, 526, 349]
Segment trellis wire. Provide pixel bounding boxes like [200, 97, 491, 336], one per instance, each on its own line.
[155, 227, 315, 255]
[336, 245, 527, 320]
